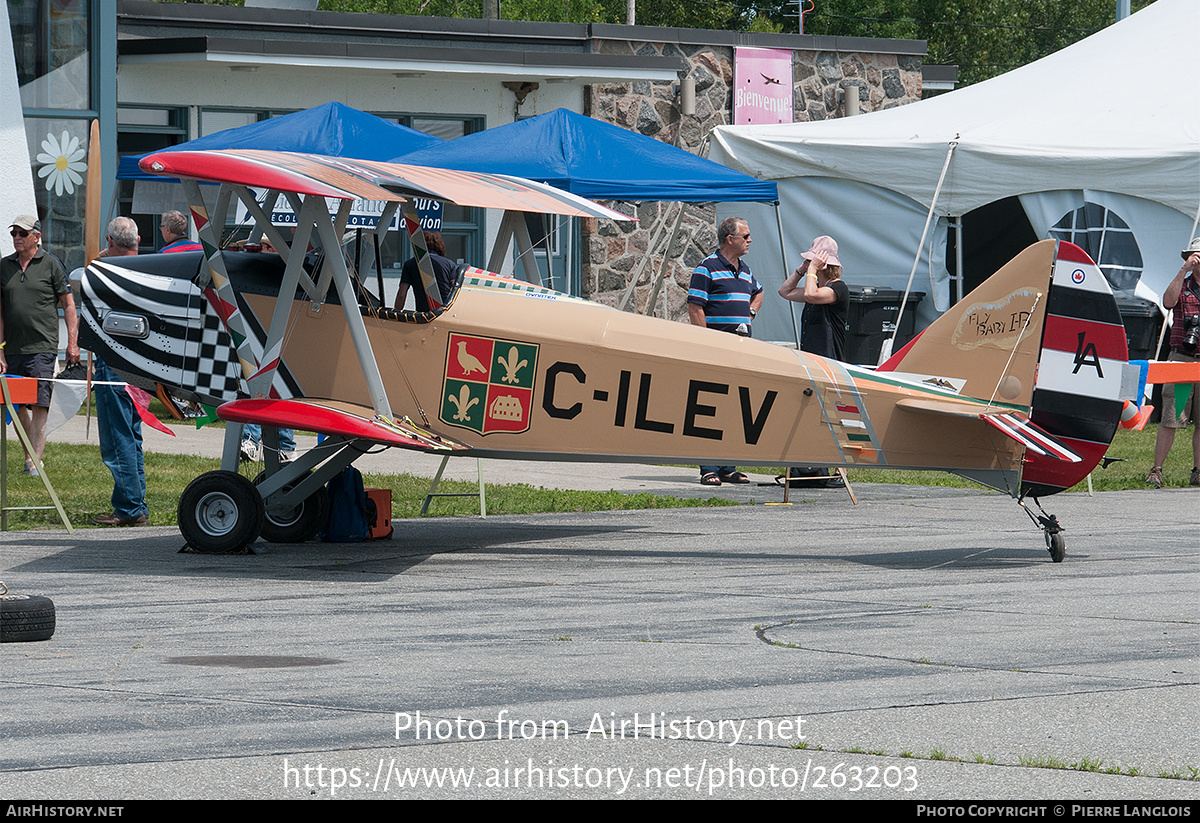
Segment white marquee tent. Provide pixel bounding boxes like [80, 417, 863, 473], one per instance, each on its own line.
[710, 0, 1200, 346]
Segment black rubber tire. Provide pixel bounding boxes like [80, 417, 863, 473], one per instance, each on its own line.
[178, 470, 265, 553]
[1, 594, 56, 643]
[253, 471, 330, 544]
[1047, 532, 1066, 563]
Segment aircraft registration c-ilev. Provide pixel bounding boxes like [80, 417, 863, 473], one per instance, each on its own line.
[79, 148, 1137, 561]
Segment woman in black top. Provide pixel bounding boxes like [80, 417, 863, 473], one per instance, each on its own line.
[778, 235, 847, 361]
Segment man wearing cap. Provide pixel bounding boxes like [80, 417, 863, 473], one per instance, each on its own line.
[687, 215, 763, 487]
[1146, 238, 1200, 488]
[0, 215, 80, 475]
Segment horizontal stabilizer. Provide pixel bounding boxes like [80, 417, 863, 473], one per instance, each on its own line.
[980, 413, 1081, 462]
[218, 398, 466, 452]
[896, 398, 1080, 462]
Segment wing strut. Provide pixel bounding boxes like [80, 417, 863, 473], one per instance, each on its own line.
[179, 179, 394, 421]
[402, 202, 444, 309]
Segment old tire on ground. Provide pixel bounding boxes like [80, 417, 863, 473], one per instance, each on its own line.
[1, 594, 56, 642]
[178, 470, 265, 553]
[1046, 531, 1066, 563]
[253, 471, 330, 544]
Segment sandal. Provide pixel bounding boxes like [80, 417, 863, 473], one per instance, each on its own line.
[700, 472, 722, 486]
[719, 471, 750, 484]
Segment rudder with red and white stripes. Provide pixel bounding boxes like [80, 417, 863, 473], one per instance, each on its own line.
[1021, 241, 1128, 496]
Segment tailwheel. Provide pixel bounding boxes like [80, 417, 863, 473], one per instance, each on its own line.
[1044, 523, 1065, 563]
[1019, 496, 1066, 563]
[178, 470, 265, 553]
[1041, 523, 1070, 566]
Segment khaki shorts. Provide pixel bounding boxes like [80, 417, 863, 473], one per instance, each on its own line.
[1161, 349, 1200, 428]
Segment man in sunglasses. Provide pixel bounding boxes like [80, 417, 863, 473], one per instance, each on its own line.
[1, 214, 80, 475]
[687, 216, 763, 487]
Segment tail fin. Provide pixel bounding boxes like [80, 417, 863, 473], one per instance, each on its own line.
[1022, 242, 1128, 496]
[880, 239, 1128, 496]
[878, 239, 1055, 411]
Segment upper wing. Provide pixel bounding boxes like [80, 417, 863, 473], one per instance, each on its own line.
[138, 149, 634, 221]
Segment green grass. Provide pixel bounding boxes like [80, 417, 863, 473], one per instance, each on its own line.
[0, 440, 738, 530]
[2, 422, 1185, 530]
[1018, 753, 1070, 770]
[745, 425, 1181, 492]
[786, 740, 1196, 780]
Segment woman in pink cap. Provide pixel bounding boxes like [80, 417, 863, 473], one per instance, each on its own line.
[778, 235, 849, 488]
[778, 235, 848, 361]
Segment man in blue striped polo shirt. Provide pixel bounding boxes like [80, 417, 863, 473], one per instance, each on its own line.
[687, 216, 763, 486]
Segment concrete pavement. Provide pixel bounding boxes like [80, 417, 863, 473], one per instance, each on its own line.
[1, 416, 1197, 799]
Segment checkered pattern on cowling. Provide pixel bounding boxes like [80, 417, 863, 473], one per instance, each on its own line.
[187, 307, 244, 403]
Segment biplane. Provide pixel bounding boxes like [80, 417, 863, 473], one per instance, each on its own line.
[78, 148, 1136, 561]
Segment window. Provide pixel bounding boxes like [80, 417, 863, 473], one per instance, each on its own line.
[383, 114, 486, 272]
[117, 107, 188, 252]
[12, 0, 90, 111]
[13, 0, 98, 271]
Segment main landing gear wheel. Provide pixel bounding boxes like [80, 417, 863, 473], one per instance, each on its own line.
[1, 593, 56, 642]
[253, 471, 330, 544]
[178, 471, 265, 553]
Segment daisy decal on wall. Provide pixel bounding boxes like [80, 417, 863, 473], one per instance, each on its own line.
[36, 130, 87, 196]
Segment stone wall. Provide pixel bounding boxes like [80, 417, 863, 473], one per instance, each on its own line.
[583, 40, 922, 321]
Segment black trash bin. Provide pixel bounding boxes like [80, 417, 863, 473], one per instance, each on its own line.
[843, 287, 925, 366]
[1114, 296, 1163, 362]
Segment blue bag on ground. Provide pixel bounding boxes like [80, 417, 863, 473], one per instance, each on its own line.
[320, 466, 376, 543]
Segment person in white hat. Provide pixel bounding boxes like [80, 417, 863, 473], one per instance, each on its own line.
[778, 235, 848, 362]
[778, 235, 849, 488]
[0, 214, 80, 475]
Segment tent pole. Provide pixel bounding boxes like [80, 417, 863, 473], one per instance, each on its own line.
[881, 139, 957, 364]
[954, 216, 964, 305]
[775, 201, 800, 349]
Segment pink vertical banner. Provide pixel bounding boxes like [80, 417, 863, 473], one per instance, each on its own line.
[734, 47, 794, 125]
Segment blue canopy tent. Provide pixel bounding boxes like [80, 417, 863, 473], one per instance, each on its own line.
[395, 108, 780, 318]
[395, 108, 776, 203]
[117, 101, 442, 181]
[116, 102, 445, 302]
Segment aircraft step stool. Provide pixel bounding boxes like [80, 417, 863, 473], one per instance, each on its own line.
[421, 455, 486, 517]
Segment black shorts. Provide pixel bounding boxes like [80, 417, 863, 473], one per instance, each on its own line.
[6, 352, 56, 407]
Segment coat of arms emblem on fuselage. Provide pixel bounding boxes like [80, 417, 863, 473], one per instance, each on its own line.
[441, 333, 539, 435]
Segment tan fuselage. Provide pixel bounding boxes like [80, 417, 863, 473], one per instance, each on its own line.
[253, 285, 1026, 476]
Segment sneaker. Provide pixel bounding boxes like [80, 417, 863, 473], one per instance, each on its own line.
[280, 450, 297, 464]
[22, 461, 39, 477]
[239, 440, 261, 462]
[1146, 466, 1164, 489]
[1191, 467, 1200, 487]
